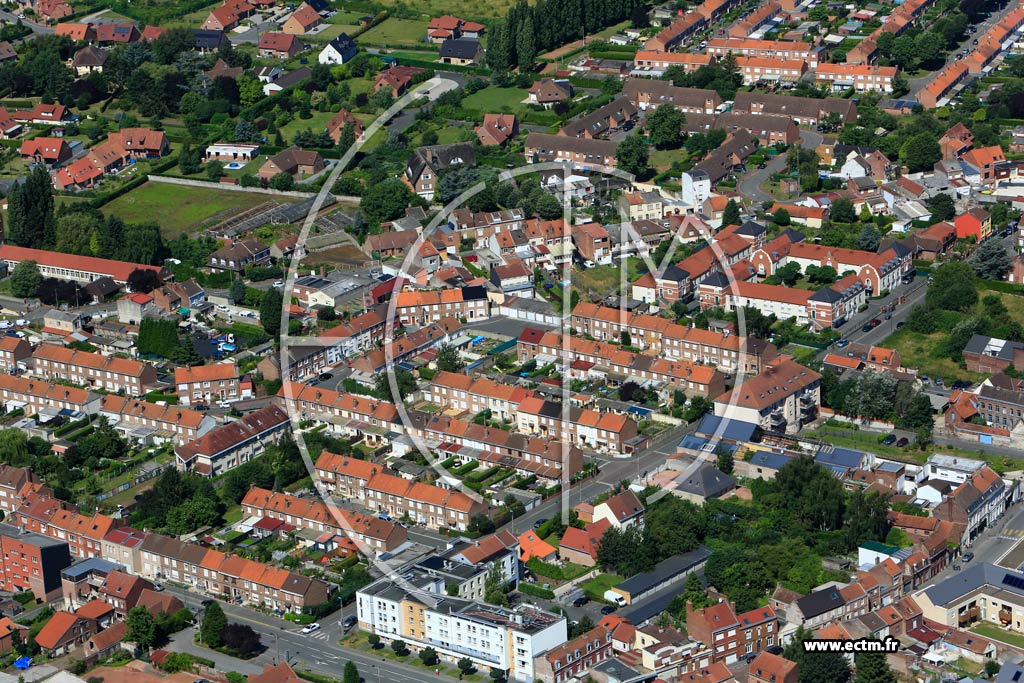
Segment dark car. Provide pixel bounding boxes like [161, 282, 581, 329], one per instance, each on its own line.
[835, 338, 850, 348]
[896, 437, 909, 447]
[572, 596, 590, 607]
[896, 321, 905, 330]
[869, 318, 881, 328]
[951, 380, 971, 390]
[881, 434, 897, 446]
[318, 372, 333, 382]
[963, 552, 975, 563]
[343, 615, 357, 630]
[757, 162, 767, 169]
[201, 599, 214, 607]
[600, 605, 617, 615]
[533, 518, 548, 530]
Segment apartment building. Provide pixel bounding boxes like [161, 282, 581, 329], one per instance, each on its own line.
[137, 533, 331, 612]
[644, 12, 707, 51]
[735, 57, 807, 86]
[814, 63, 898, 93]
[393, 286, 489, 326]
[12, 494, 118, 560]
[622, 78, 723, 114]
[404, 411, 585, 483]
[31, 344, 156, 396]
[279, 382, 402, 443]
[516, 396, 640, 454]
[426, 371, 532, 422]
[517, 331, 726, 398]
[572, 222, 612, 265]
[567, 303, 777, 374]
[632, 50, 713, 75]
[174, 404, 291, 477]
[240, 487, 408, 552]
[174, 362, 241, 406]
[731, 92, 857, 126]
[706, 38, 819, 66]
[313, 451, 486, 530]
[0, 374, 100, 417]
[0, 522, 72, 600]
[99, 395, 217, 445]
[712, 357, 821, 434]
[685, 602, 777, 664]
[357, 577, 567, 682]
[0, 466, 43, 514]
[534, 627, 613, 683]
[524, 133, 618, 172]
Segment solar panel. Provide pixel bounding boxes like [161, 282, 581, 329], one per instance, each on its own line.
[1003, 573, 1024, 591]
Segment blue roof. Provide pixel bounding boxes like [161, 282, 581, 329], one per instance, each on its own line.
[628, 406, 651, 417]
[61, 557, 124, 579]
[815, 445, 864, 469]
[749, 451, 794, 470]
[679, 435, 711, 451]
[695, 414, 759, 443]
[876, 461, 903, 472]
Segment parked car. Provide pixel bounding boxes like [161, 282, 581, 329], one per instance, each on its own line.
[533, 518, 548, 530]
[881, 434, 897, 445]
[600, 605, 617, 615]
[318, 372, 333, 381]
[835, 338, 850, 348]
[934, 377, 944, 386]
[302, 623, 321, 634]
[572, 596, 590, 607]
[920, 376, 930, 385]
[963, 552, 975, 563]
[897, 437, 910, 447]
[342, 616, 357, 631]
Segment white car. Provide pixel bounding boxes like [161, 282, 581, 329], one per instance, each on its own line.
[215, 304, 229, 312]
[302, 623, 321, 634]
[273, 281, 285, 288]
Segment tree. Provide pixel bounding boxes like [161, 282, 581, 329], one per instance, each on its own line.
[856, 225, 881, 252]
[9, 260, 41, 298]
[722, 199, 742, 227]
[853, 645, 896, 683]
[800, 650, 850, 683]
[344, 661, 360, 683]
[338, 122, 357, 152]
[390, 639, 408, 656]
[367, 633, 381, 649]
[220, 623, 261, 656]
[200, 601, 227, 648]
[926, 261, 978, 312]
[419, 647, 438, 666]
[205, 161, 225, 181]
[362, 178, 416, 225]
[970, 238, 1013, 280]
[374, 367, 416, 403]
[230, 278, 246, 305]
[269, 172, 295, 191]
[484, 565, 509, 607]
[647, 104, 686, 150]
[773, 208, 791, 226]
[435, 344, 465, 373]
[457, 658, 475, 676]
[900, 133, 941, 173]
[259, 286, 284, 337]
[715, 444, 734, 475]
[125, 606, 157, 649]
[927, 193, 955, 221]
[317, 306, 336, 322]
[468, 513, 495, 535]
[616, 134, 649, 176]
[831, 198, 856, 223]
[177, 140, 202, 175]
[127, 268, 162, 294]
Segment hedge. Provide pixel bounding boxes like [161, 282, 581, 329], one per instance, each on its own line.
[518, 583, 555, 599]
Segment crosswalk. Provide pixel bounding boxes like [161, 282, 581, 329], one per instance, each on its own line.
[308, 630, 330, 641]
[998, 528, 1024, 541]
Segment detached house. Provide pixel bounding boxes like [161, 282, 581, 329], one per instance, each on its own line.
[282, 3, 322, 34]
[20, 137, 71, 166]
[403, 143, 476, 200]
[529, 78, 573, 107]
[476, 113, 518, 146]
[258, 32, 301, 58]
[258, 146, 325, 180]
[318, 33, 357, 64]
[203, 0, 254, 31]
[209, 238, 271, 273]
[439, 39, 482, 65]
[373, 65, 425, 97]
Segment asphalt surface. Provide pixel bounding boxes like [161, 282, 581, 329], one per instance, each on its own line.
[0, 10, 52, 34]
[737, 129, 824, 205]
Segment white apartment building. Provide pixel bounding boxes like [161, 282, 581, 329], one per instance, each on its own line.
[357, 577, 567, 682]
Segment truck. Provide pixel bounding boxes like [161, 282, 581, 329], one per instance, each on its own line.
[603, 590, 627, 607]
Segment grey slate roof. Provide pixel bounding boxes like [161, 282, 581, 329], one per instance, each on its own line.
[674, 461, 737, 499]
[923, 562, 1024, 607]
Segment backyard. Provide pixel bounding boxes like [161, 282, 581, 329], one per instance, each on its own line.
[581, 573, 622, 602]
[460, 85, 533, 115]
[357, 18, 429, 47]
[103, 181, 298, 238]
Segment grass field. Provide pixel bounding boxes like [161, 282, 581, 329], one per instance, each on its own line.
[279, 110, 337, 142]
[877, 288, 1024, 384]
[315, 23, 362, 40]
[104, 181, 295, 238]
[327, 10, 367, 23]
[574, 264, 624, 296]
[358, 17, 428, 47]
[581, 573, 623, 602]
[370, 0, 513, 19]
[461, 85, 531, 114]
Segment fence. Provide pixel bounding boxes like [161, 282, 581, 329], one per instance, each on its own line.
[96, 462, 174, 502]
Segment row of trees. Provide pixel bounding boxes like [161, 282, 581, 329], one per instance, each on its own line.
[486, 0, 645, 71]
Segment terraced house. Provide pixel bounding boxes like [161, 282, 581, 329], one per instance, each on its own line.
[515, 396, 641, 454]
[174, 361, 241, 406]
[0, 374, 100, 416]
[279, 382, 402, 444]
[98, 395, 217, 445]
[425, 370, 533, 421]
[31, 344, 156, 396]
[174, 404, 290, 477]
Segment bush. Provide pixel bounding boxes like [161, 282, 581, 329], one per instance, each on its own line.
[518, 583, 555, 599]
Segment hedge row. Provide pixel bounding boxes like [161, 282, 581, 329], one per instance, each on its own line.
[518, 583, 555, 599]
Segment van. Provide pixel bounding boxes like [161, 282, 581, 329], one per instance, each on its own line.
[603, 589, 627, 606]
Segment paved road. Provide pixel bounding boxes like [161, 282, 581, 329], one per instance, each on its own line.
[0, 10, 52, 34]
[737, 130, 823, 206]
[163, 585, 466, 683]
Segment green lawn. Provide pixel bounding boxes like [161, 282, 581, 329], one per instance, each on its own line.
[327, 10, 367, 24]
[581, 573, 623, 602]
[461, 85, 531, 115]
[573, 264, 624, 296]
[104, 181, 296, 238]
[314, 24, 362, 40]
[370, 0, 514, 19]
[279, 110, 336, 143]
[971, 622, 1024, 649]
[358, 18, 428, 47]
[650, 148, 689, 171]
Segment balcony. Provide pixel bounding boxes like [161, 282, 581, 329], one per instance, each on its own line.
[769, 410, 787, 431]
